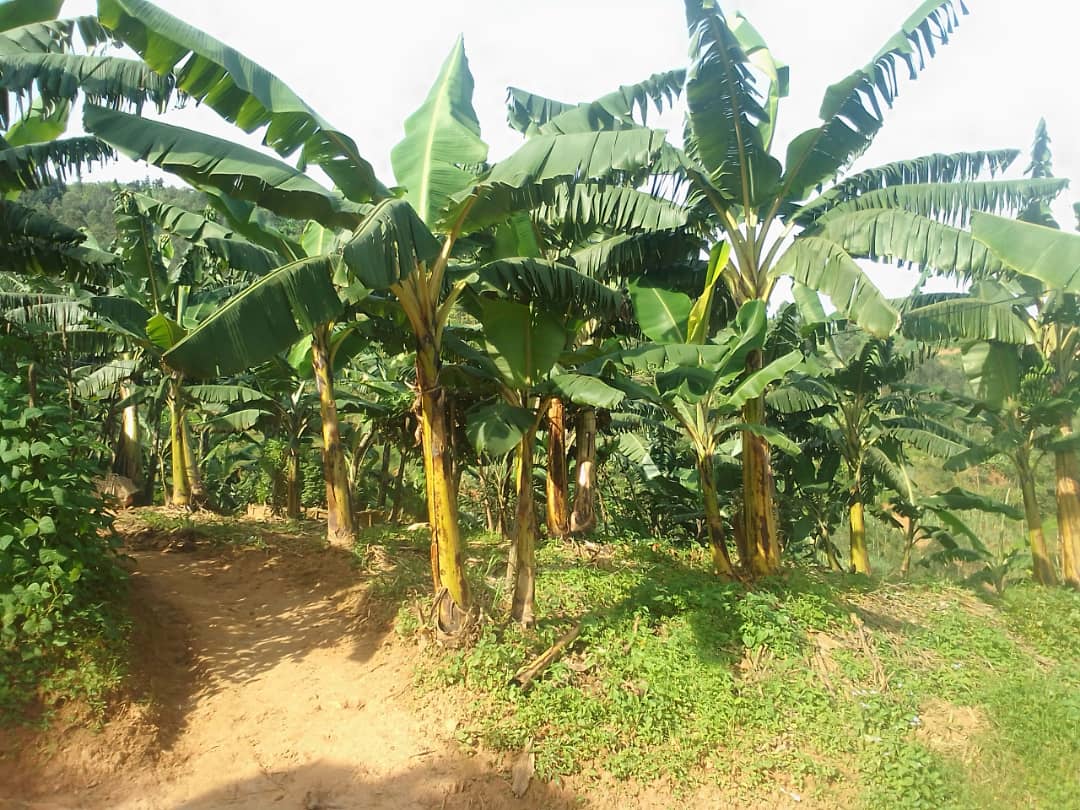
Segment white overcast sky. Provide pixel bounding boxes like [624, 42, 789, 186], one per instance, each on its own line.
[65, 0, 1080, 298]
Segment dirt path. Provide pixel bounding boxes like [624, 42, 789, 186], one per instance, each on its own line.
[1, 534, 577, 810]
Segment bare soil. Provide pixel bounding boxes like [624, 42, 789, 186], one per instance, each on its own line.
[0, 520, 582, 809]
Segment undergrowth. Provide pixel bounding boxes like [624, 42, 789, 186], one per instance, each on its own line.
[384, 532, 1080, 809]
[0, 371, 129, 722]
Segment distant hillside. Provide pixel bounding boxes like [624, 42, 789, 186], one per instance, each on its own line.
[21, 180, 207, 249]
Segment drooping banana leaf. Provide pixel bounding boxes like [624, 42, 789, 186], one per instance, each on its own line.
[903, 292, 1031, 345]
[451, 128, 668, 232]
[781, 1, 967, 202]
[390, 36, 488, 228]
[475, 257, 622, 321]
[536, 183, 690, 238]
[130, 193, 284, 276]
[0, 135, 113, 192]
[0, 198, 117, 281]
[816, 178, 1068, 229]
[84, 104, 367, 230]
[771, 236, 899, 338]
[0, 1, 63, 35]
[164, 256, 343, 378]
[75, 357, 139, 398]
[545, 373, 626, 409]
[814, 209, 1005, 280]
[790, 149, 1019, 225]
[507, 69, 686, 136]
[0, 53, 176, 126]
[961, 341, 1019, 411]
[477, 298, 567, 389]
[971, 212, 1080, 293]
[339, 198, 441, 291]
[96, 0, 389, 202]
[628, 278, 692, 343]
[466, 400, 534, 457]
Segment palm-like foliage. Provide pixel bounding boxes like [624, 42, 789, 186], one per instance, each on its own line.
[507, 1, 1068, 576]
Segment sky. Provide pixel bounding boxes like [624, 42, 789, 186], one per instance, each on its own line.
[64, 0, 1080, 298]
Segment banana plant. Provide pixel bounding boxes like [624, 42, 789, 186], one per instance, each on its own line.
[508, 0, 1068, 577]
[84, 1, 671, 634]
[930, 374, 1058, 585]
[880, 486, 1023, 577]
[590, 298, 802, 578]
[968, 213, 1080, 588]
[454, 260, 625, 626]
[779, 336, 971, 574]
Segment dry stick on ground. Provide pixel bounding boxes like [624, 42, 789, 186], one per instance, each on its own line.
[511, 621, 583, 690]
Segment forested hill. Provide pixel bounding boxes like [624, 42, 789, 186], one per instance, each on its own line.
[21, 180, 207, 248]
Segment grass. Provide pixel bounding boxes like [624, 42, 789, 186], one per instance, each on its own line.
[375, 530, 1080, 809]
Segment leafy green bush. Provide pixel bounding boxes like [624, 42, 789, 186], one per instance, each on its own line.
[0, 370, 126, 717]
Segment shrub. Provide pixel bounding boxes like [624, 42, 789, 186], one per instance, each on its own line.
[0, 370, 126, 717]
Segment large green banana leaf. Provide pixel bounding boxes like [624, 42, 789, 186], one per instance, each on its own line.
[790, 149, 1019, 225]
[466, 400, 534, 457]
[771, 236, 899, 338]
[452, 128, 667, 232]
[537, 183, 690, 238]
[506, 69, 685, 137]
[0, 1, 63, 34]
[683, 0, 781, 207]
[961, 341, 1020, 411]
[0, 53, 176, 125]
[817, 178, 1068, 228]
[903, 292, 1031, 345]
[815, 209, 1004, 280]
[476, 258, 622, 321]
[972, 212, 1080, 292]
[0, 136, 113, 192]
[96, 0, 388, 202]
[163, 256, 343, 378]
[628, 279, 692, 343]
[390, 36, 487, 228]
[781, 1, 966, 203]
[339, 198, 441, 291]
[84, 105, 367, 230]
[546, 373, 626, 409]
[477, 298, 567, 389]
[730, 12, 787, 153]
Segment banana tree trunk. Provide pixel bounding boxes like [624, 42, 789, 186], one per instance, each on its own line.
[697, 452, 736, 578]
[819, 519, 843, 573]
[545, 398, 570, 539]
[389, 449, 408, 522]
[26, 361, 37, 408]
[182, 420, 205, 506]
[849, 496, 871, 574]
[1016, 446, 1057, 586]
[115, 386, 143, 485]
[377, 442, 393, 509]
[508, 421, 539, 627]
[348, 429, 377, 492]
[899, 523, 917, 577]
[285, 440, 302, 520]
[416, 340, 471, 629]
[1054, 419, 1080, 589]
[169, 377, 190, 508]
[312, 325, 354, 548]
[570, 407, 597, 535]
[741, 378, 780, 576]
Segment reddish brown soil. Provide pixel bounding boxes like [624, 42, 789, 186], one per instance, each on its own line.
[0, 526, 581, 809]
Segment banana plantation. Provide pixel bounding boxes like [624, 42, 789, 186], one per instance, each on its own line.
[2, 1, 1079, 808]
